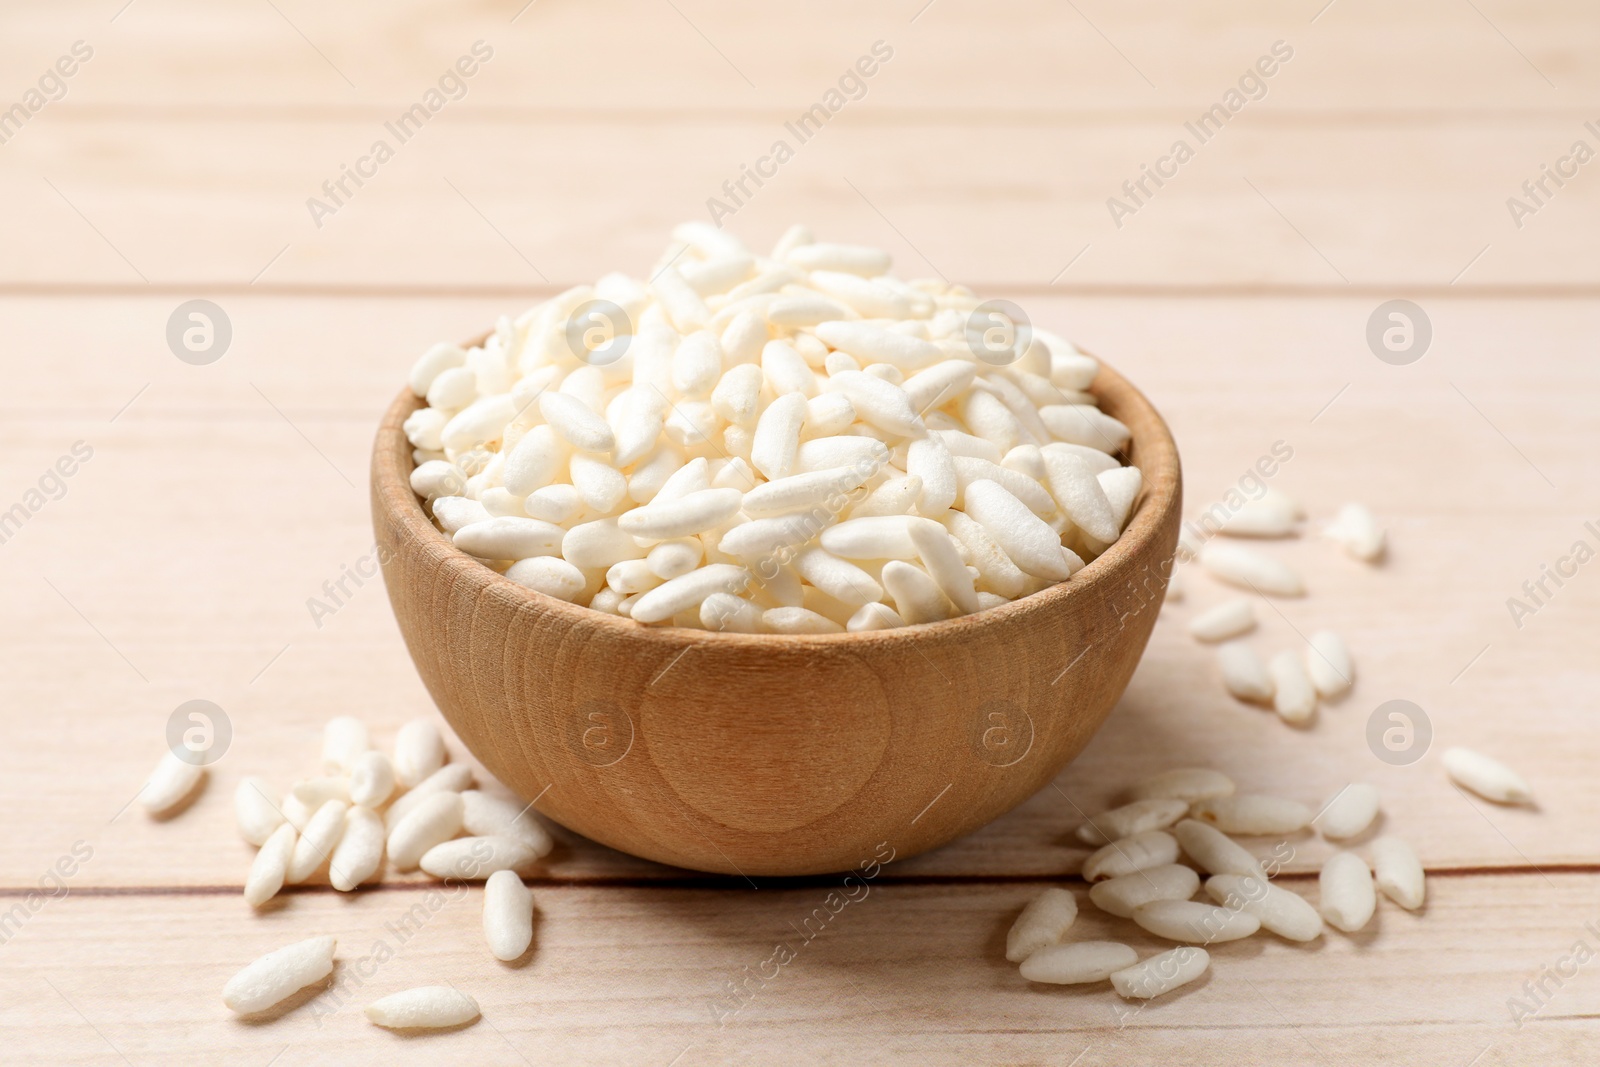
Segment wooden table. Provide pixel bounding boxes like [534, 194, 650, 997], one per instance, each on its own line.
[2, 1, 1595, 1062]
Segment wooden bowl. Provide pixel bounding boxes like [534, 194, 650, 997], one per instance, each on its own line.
[371, 356, 1181, 876]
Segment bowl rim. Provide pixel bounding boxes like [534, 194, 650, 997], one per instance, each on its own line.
[372, 348, 1181, 649]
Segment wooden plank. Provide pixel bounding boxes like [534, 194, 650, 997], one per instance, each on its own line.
[0, 875, 1593, 1064]
[3, 114, 1600, 288]
[4, 0, 1597, 112]
[0, 295, 1591, 886]
[2, 0, 1591, 1056]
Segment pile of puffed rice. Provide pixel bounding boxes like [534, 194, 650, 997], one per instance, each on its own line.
[403, 222, 1142, 631]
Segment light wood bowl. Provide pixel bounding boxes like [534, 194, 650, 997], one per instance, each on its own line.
[371, 355, 1181, 876]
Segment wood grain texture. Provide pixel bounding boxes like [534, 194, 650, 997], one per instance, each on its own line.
[5, 116, 1600, 290]
[2, 876, 1595, 1066]
[371, 359, 1181, 875]
[0, 295, 1591, 890]
[8, 0, 1600, 111]
[2, 0, 1597, 1058]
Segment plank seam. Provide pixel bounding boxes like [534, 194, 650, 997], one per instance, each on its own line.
[7, 284, 1600, 300]
[0, 864, 1584, 896]
[37, 105, 1600, 126]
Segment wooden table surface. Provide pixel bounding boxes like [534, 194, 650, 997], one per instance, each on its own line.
[2, 1, 1596, 1063]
